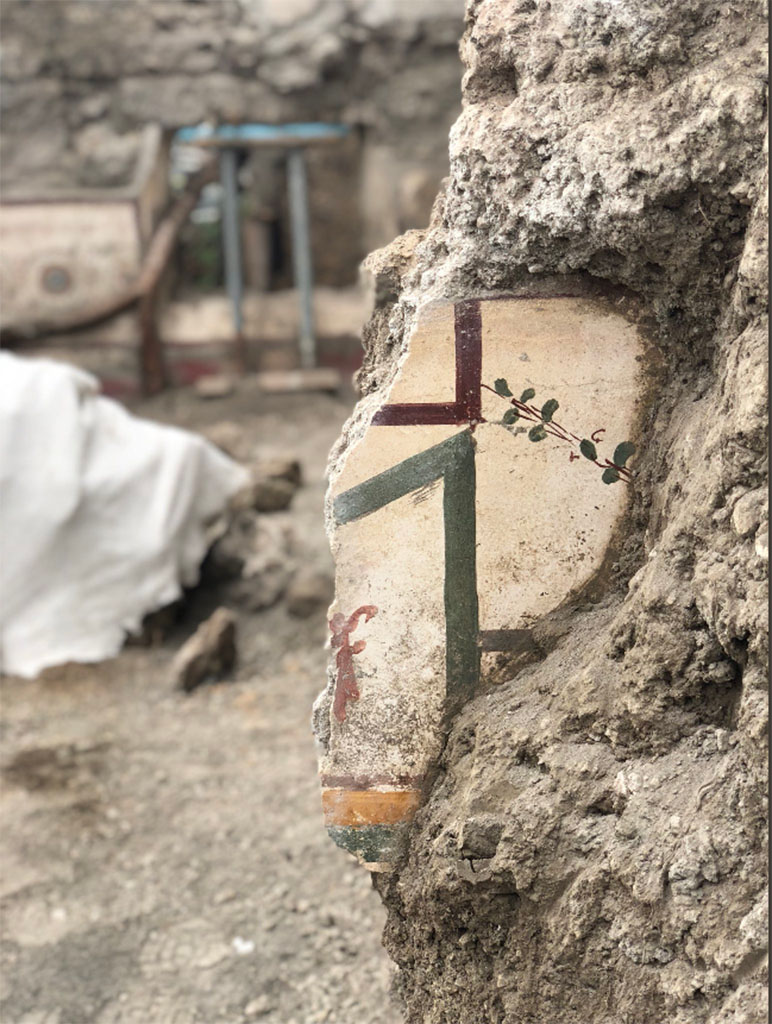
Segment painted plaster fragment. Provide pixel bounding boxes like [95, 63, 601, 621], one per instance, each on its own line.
[319, 294, 651, 869]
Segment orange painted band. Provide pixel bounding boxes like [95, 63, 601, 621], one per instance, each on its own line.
[321, 788, 421, 827]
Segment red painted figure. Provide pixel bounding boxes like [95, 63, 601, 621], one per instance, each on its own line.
[330, 605, 378, 722]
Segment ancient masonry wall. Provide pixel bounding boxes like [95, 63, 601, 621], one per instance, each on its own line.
[316, 1, 769, 1022]
[0, 0, 465, 278]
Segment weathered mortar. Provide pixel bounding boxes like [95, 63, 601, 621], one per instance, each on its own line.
[322, 0, 768, 1020]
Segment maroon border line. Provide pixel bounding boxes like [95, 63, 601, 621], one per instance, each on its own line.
[372, 299, 483, 426]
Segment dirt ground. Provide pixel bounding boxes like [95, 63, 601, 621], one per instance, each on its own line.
[0, 379, 402, 1024]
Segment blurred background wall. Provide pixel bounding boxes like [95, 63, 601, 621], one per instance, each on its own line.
[0, 0, 465, 392]
[1, 0, 465, 279]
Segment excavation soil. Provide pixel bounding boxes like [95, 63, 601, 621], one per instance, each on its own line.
[0, 381, 401, 1024]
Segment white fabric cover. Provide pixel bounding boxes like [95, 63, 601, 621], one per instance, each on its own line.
[0, 353, 248, 677]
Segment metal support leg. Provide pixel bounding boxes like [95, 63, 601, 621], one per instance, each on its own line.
[220, 147, 247, 372]
[287, 146, 316, 369]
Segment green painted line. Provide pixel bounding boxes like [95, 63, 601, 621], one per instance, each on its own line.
[442, 430, 479, 710]
[327, 824, 407, 862]
[333, 430, 479, 707]
[333, 431, 472, 525]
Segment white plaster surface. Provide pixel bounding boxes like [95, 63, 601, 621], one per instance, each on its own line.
[327, 431, 451, 779]
[385, 301, 457, 405]
[476, 298, 642, 628]
[323, 295, 646, 788]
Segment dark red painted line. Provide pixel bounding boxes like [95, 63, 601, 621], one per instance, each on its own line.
[371, 299, 483, 427]
[372, 402, 462, 425]
[454, 299, 483, 422]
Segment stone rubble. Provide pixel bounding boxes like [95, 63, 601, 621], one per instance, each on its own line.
[171, 606, 237, 693]
[194, 373, 238, 400]
[233, 515, 298, 614]
[285, 569, 335, 620]
[232, 474, 298, 514]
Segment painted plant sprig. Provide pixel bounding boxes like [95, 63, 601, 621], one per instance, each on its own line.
[483, 379, 636, 484]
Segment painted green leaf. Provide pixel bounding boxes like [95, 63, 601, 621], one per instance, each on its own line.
[502, 408, 519, 425]
[529, 424, 547, 442]
[613, 441, 636, 467]
[520, 387, 536, 403]
[602, 467, 620, 484]
[580, 439, 597, 461]
[494, 378, 513, 397]
[541, 398, 559, 422]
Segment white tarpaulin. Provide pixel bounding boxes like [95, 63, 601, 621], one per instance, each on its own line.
[0, 353, 248, 677]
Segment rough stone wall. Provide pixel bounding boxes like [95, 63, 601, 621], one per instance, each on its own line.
[0, 0, 464, 269]
[334, 1, 768, 1021]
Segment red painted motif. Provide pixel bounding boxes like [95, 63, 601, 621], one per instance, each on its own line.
[330, 605, 378, 722]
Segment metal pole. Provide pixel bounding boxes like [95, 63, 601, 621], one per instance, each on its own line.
[287, 146, 316, 369]
[220, 147, 246, 371]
